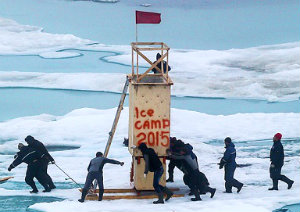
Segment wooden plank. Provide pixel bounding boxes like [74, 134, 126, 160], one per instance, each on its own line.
[136, 47, 169, 51]
[103, 78, 129, 157]
[137, 53, 167, 82]
[132, 42, 163, 46]
[135, 50, 162, 74]
[80, 188, 179, 194]
[0, 176, 14, 184]
[85, 193, 184, 200]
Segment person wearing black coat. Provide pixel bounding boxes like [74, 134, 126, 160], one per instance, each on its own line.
[8, 143, 51, 193]
[219, 137, 243, 193]
[138, 143, 173, 204]
[268, 133, 294, 190]
[25, 135, 56, 189]
[151, 53, 171, 74]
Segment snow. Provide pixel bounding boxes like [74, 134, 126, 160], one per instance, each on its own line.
[0, 17, 299, 101]
[0, 108, 299, 212]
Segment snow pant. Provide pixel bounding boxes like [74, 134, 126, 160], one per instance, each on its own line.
[82, 171, 104, 201]
[167, 159, 176, 181]
[25, 160, 50, 191]
[40, 159, 55, 188]
[224, 165, 243, 192]
[270, 165, 293, 188]
[167, 159, 182, 181]
[153, 166, 164, 193]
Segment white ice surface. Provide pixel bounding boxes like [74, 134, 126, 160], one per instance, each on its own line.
[0, 108, 299, 212]
[0, 17, 299, 101]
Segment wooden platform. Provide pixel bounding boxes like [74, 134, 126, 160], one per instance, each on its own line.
[80, 188, 184, 200]
[0, 176, 14, 184]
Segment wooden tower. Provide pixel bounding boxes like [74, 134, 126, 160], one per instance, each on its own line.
[128, 42, 173, 190]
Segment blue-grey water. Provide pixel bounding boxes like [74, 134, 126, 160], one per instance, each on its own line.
[0, 87, 299, 122]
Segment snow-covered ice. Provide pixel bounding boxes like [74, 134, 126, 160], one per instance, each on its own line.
[0, 17, 299, 101]
[0, 108, 299, 212]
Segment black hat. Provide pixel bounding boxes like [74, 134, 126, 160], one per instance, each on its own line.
[25, 135, 34, 143]
[138, 143, 147, 153]
[96, 152, 103, 157]
[224, 137, 232, 143]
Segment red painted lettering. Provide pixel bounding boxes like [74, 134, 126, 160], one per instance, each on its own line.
[162, 119, 170, 128]
[143, 120, 150, 129]
[148, 132, 155, 146]
[141, 110, 146, 117]
[147, 109, 154, 117]
[137, 132, 146, 145]
[135, 107, 139, 119]
[134, 120, 142, 130]
[161, 131, 170, 147]
[151, 120, 161, 129]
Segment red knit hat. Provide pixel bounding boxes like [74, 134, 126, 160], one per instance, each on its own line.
[274, 133, 282, 140]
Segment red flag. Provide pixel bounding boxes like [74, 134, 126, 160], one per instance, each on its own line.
[136, 11, 161, 24]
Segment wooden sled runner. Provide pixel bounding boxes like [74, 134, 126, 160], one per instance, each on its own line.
[0, 176, 14, 184]
[79, 188, 185, 200]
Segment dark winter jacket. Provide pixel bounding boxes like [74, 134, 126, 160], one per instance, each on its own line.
[219, 142, 237, 169]
[9, 146, 41, 169]
[87, 156, 122, 173]
[152, 61, 171, 74]
[142, 148, 162, 174]
[270, 141, 284, 167]
[27, 138, 54, 163]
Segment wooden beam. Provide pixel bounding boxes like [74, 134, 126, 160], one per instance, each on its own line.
[136, 47, 169, 51]
[137, 53, 167, 82]
[135, 50, 162, 74]
[81, 188, 180, 193]
[85, 193, 184, 200]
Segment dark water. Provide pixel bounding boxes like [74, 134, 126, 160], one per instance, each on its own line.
[0, 196, 63, 212]
[1, 87, 299, 122]
[274, 203, 300, 212]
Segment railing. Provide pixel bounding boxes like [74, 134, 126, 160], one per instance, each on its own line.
[131, 42, 170, 83]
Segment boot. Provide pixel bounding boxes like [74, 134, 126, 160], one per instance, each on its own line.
[49, 185, 56, 190]
[280, 175, 294, 189]
[206, 187, 216, 198]
[191, 189, 202, 201]
[288, 180, 294, 190]
[42, 188, 51, 192]
[268, 179, 278, 190]
[78, 189, 88, 203]
[153, 192, 164, 204]
[30, 189, 38, 193]
[166, 173, 174, 182]
[98, 189, 104, 201]
[237, 183, 243, 193]
[225, 181, 232, 193]
[162, 187, 173, 201]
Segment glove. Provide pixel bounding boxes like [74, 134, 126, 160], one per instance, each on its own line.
[270, 164, 275, 168]
[8, 166, 12, 172]
[120, 162, 124, 166]
[144, 173, 147, 178]
[51, 160, 55, 164]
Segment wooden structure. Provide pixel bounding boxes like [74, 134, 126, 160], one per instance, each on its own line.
[83, 42, 179, 200]
[81, 188, 184, 200]
[0, 176, 13, 184]
[128, 42, 173, 190]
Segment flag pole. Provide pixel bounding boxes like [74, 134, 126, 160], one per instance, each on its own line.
[136, 23, 138, 43]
